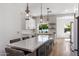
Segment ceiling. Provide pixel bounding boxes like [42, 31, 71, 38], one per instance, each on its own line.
[27, 3, 78, 16]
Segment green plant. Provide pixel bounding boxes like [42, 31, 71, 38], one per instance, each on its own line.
[39, 24, 48, 30]
[39, 25, 42, 30]
[64, 24, 71, 32]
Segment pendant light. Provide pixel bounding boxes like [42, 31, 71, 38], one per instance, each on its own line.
[47, 8, 49, 21]
[25, 3, 30, 20]
[47, 8, 52, 21]
[25, 3, 30, 29]
[40, 3, 43, 23]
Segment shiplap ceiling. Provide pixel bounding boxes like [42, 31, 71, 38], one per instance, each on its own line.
[26, 3, 78, 16]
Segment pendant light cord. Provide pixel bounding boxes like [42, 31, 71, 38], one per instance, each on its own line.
[40, 3, 43, 20]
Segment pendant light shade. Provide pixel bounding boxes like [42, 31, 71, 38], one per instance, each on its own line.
[47, 8, 49, 21]
[25, 3, 30, 20]
[47, 8, 52, 21]
[25, 3, 36, 30]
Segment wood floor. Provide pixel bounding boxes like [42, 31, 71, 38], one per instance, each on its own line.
[50, 38, 71, 56]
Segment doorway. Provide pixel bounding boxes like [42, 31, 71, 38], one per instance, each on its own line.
[56, 13, 76, 56]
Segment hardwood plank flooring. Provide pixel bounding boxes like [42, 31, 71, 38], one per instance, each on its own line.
[50, 38, 71, 56]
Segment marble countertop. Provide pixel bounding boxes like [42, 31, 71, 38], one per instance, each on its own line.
[8, 35, 53, 52]
[37, 33, 54, 35]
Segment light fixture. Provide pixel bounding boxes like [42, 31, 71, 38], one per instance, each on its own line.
[25, 3, 30, 29]
[47, 8, 52, 21]
[25, 3, 30, 20]
[25, 3, 36, 30]
[47, 8, 49, 21]
[40, 3, 43, 23]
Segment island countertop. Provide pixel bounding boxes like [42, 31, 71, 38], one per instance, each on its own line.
[8, 35, 53, 52]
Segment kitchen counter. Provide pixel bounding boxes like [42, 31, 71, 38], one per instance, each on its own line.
[37, 33, 53, 35]
[8, 35, 53, 52]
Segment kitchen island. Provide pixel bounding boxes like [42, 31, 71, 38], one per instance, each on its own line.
[8, 35, 53, 56]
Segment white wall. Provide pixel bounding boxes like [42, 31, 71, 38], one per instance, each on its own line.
[56, 16, 64, 38]
[0, 3, 27, 55]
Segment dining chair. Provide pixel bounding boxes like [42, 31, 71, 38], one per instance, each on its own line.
[5, 47, 33, 56]
[32, 35, 35, 37]
[5, 47, 25, 56]
[22, 36, 29, 40]
[32, 34, 36, 38]
[10, 38, 21, 43]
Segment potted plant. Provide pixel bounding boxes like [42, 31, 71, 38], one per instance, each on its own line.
[64, 24, 71, 32]
[39, 24, 48, 33]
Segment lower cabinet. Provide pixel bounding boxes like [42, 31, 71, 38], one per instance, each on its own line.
[45, 41, 50, 56]
[45, 40, 53, 55]
[36, 40, 53, 56]
[36, 44, 46, 56]
[49, 40, 53, 54]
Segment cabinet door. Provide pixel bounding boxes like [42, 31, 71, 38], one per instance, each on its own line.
[45, 41, 50, 56]
[49, 42, 52, 52]
[37, 44, 46, 56]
